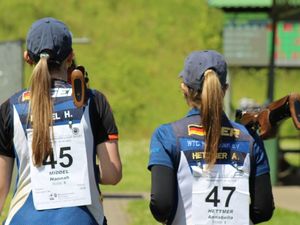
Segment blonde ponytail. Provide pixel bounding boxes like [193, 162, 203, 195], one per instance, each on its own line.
[29, 55, 53, 166]
[200, 69, 224, 167]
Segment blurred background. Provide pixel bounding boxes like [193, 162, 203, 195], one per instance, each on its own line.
[0, 0, 300, 224]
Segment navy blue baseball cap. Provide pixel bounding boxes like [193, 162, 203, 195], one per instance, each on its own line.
[26, 17, 72, 63]
[179, 50, 227, 91]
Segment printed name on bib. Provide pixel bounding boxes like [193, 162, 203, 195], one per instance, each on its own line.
[28, 123, 91, 210]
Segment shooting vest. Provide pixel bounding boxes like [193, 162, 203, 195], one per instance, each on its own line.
[170, 114, 254, 225]
[4, 85, 104, 225]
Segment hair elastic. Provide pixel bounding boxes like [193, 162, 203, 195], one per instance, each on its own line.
[39, 53, 50, 59]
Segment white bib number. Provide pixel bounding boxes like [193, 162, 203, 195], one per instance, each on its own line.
[192, 165, 250, 225]
[27, 123, 91, 210]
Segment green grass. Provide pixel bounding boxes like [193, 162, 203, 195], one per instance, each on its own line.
[0, 0, 225, 139]
[127, 200, 159, 225]
[101, 139, 151, 193]
[261, 208, 300, 225]
[284, 153, 300, 167]
[278, 135, 300, 167]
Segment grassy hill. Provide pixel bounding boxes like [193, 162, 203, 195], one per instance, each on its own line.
[0, 0, 299, 138]
[0, 0, 224, 138]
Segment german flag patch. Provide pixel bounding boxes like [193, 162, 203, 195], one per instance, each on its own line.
[188, 124, 205, 136]
[22, 91, 31, 101]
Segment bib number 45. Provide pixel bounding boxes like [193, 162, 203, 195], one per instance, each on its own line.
[43, 147, 73, 169]
[205, 186, 236, 207]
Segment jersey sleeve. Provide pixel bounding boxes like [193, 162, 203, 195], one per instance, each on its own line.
[148, 124, 177, 170]
[89, 90, 118, 145]
[0, 99, 14, 158]
[251, 132, 270, 176]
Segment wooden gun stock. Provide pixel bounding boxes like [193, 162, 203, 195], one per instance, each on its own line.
[289, 93, 300, 130]
[71, 66, 87, 108]
[236, 93, 300, 139]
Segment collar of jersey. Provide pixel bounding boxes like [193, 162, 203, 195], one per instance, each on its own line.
[52, 79, 70, 88]
[187, 108, 200, 117]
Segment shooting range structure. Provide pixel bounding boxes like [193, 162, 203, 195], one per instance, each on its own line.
[0, 40, 24, 104]
[0, 36, 90, 102]
[208, 0, 300, 185]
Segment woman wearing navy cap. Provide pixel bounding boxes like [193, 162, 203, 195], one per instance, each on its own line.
[0, 17, 122, 225]
[148, 50, 274, 225]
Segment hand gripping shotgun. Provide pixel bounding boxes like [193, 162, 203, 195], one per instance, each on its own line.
[70, 65, 89, 108]
[235, 93, 300, 139]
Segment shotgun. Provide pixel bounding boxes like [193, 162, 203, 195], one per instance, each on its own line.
[235, 93, 300, 139]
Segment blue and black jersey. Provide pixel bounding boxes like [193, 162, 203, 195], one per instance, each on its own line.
[149, 108, 269, 176]
[0, 80, 118, 225]
[148, 108, 273, 225]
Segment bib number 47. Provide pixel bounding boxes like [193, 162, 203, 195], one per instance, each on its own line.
[205, 186, 236, 207]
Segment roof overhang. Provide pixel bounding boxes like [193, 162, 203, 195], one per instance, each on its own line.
[208, 0, 300, 19]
